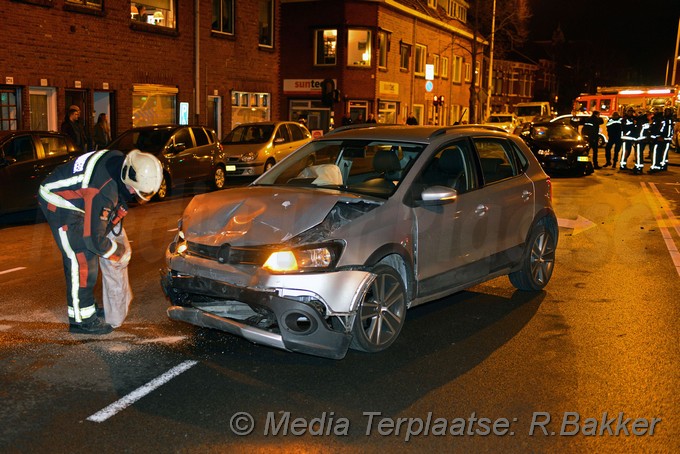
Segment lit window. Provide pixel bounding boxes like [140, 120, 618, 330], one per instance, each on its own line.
[378, 31, 388, 69]
[0, 88, 19, 131]
[452, 55, 462, 83]
[414, 44, 426, 76]
[400, 42, 411, 71]
[433, 54, 440, 77]
[258, 0, 274, 47]
[212, 0, 234, 35]
[315, 29, 337, 65]
[131, 2, 175, 28]
[347, 29, 372, 67]
[66, 0, 102, 9]
[441, 56, 449, 79]
[464, 62, 471, 82]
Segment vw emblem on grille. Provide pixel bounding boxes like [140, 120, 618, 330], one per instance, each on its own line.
[217, 244, 231, 263]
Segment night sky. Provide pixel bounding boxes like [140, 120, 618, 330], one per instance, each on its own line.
[527, 0, 680, 86]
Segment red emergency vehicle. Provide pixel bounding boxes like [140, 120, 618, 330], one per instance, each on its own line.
[575, 86, 679, 115]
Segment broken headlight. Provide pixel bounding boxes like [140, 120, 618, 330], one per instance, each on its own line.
[262, 241, 344, 273]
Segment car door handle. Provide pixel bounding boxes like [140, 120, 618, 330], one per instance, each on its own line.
[475, 204, 488, 216]
[522, 189, 532, 201]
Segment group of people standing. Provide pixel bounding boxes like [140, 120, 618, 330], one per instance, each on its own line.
[60, 105, 111, 153]
[599, 108, 675, 175]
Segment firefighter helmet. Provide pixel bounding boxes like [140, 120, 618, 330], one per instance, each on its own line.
[121, 149, 163, 201]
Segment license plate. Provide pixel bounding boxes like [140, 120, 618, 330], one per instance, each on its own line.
[577, 156, 590, 162]
[226, 165, 237, 171]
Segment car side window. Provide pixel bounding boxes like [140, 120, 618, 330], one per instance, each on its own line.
[3, 136, 36, 163]
[191, 127, 210, 146]
[276, 125, 291, 143]
[174, 129, 193, 149]
[415, 140, 475, 194]
[473, 138, 518, 184]
[288, 124, 304, 142]
[39, 135, 69, 158]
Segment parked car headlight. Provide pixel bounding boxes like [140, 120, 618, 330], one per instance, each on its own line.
[241, 151, 257, 162]
[263, 242, 343, 273]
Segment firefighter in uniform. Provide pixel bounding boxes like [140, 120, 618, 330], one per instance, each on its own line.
[38, 149, 162, 334]
[649, 109, 664, 172]
[634, 111, 652, 174]
[657, 108, 674, 171]
[581, 111, 603, 169]
[619, 108, 639, 171]
[603, 111, 622, 167]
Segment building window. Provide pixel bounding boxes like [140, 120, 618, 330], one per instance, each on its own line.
[132, 85, 177, 127]
[433, 54, 440, 77]
[231, 91, 270, 129]
[66, 0, 102, 9]
[315, 29, 337, 65]
[378, 31, 388, 69]
[378, 101, 398, 124]
[131, 2, 175, 28]
[441, 56, 449, 79]
[0, 88, 19, 131]
[348, 29, 372, 67]
[464, 62, 471, 82]
[452, 55, 462, 83]
[258, 0, 273, 47]
[427, 0, 437, 8]
[212, 0, 234, 35]
[399, 42, 411, 71]
[414, 44, 426, 76]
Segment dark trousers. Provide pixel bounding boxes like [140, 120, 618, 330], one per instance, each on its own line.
[38, 200, 98, 325]
[604, 138, 621, 165]
[587, 139, 599, 166]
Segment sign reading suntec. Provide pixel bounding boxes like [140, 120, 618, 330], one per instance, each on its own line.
[283, 79, 337, 95]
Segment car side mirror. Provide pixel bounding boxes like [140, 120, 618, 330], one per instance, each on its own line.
[419, 185, 457, 205]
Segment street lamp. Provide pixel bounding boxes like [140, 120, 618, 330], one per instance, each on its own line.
[672, 17, 680, 86]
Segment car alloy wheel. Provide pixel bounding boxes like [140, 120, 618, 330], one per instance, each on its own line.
[350, 264, 406, 352]
[213, 165, 226, 189]
[509, 222, 556, 291]
[156, 175, 168, 200]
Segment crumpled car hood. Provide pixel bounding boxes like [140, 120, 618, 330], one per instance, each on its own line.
[181, 186, 380, 246]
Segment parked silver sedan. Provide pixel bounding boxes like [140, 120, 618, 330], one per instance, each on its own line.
[162, 125, 558, 359]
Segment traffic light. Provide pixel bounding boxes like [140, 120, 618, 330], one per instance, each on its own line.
[433, 95, 445, 107]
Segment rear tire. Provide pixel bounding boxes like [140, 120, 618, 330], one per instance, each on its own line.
[509, 221, 556, 291]
[213, 165, 226, 190]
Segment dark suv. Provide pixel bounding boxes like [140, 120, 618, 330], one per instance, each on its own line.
[108, 125, 225, 199]
[0, 130, 79, 215]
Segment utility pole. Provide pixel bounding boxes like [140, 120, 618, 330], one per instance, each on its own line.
[485, 0, 497, 120]
[672, 17, 680, 86]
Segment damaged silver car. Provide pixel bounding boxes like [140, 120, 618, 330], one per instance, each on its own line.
[161, 125, 558, 359]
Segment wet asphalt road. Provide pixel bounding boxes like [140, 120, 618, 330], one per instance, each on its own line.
[0, 164, 678, 453]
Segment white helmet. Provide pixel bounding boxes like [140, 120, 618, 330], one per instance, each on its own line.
[121, 149, 163, 201]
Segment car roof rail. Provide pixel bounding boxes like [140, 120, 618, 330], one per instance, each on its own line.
[428, 124, 508, 139]
[324, 123, 400, 136]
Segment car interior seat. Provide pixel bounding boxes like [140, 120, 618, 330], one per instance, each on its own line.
[437, 147, 467, 192]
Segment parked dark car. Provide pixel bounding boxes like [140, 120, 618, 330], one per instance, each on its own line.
[107, 125, 225, 199]
[0, 130, 79, 215]
[551, 113, 608, 147]
[162, 125, 558, 359]
[518, 121, 594, 176]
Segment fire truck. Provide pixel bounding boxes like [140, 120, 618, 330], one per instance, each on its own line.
[574, 86, 679, 116]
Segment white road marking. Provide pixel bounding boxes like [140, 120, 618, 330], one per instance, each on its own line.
[0, 267, 26, 275]
[642, 182, 680, 277]
[86, 360, 198, 423]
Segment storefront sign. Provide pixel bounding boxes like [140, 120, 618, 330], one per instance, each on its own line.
[379, 81, 399, 96]
[283, 79, 336, 95]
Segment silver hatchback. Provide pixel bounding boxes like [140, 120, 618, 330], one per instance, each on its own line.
[162, 125, 558, 359]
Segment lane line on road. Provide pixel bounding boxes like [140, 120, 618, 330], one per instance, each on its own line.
[86, 360, 198, 423]
[0, 267, 26, 275]
[641, 182, 680, 277]
[648, 182, 680, 237]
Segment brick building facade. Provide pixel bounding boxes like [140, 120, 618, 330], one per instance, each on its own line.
[0, 0, 281, 140]
[280, 0, 479, 131]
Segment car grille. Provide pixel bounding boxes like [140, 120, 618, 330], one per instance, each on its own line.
[186, 241, 272, 265]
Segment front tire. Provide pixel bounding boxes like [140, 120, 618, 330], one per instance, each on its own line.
[509, 221, 556, 291]
[350, 265, 407, 353]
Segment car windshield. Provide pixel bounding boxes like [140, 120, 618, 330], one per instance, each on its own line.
[254, 139, 426, 198]
[531, 125, 579, 140]
[487, 115, 513, 123]
[222, 124, 274, 145]
[109, 129, 175, 153]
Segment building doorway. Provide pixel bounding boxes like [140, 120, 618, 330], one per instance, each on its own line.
[29, 87, 57, 131]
